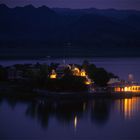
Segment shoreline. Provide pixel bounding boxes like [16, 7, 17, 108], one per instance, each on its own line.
[1, 82, 140, 100]
[26, 88, 139, 99]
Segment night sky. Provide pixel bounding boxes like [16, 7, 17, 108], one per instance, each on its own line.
[0, 0, 140, 10]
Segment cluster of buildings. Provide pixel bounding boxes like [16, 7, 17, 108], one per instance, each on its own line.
[108, 74, 140, 93]
[5, 63, 140, 94]
[7, 64, 40, 81]
[6, 63, 93, 86]
[49, 64, 93, 85]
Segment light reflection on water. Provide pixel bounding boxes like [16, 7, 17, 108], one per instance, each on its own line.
[0, 58, 140, 139]
[74, 116, 78, 130]
[115, 97, 140, 120]
[1, 97, 140, 139]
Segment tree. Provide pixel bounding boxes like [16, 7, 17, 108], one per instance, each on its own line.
[0, 66, 7, 81]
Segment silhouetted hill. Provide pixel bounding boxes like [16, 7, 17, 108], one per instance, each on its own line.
[53, 7, 140, 19]
[0, 4, 140, 58]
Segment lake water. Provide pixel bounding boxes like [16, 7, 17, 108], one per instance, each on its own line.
[0, 57, 140, 82]
[1, 97, 140, 139]
[1, 57, 140, 139]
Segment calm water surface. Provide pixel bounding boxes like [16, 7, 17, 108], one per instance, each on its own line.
[0, 97, 140, 139]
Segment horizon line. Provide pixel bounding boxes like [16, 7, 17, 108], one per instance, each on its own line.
[0, 3, 140, 12]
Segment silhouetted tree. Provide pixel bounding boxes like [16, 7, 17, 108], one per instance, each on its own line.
[0, 66, 7, 81]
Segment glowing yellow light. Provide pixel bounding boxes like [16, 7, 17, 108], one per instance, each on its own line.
[85, 81, 91, 85]
[74, 116, 77, 129]
[118, 87, 121, 92]
[129, 86, 140, 93]
[72, 67, 80, 76]
[81, 72, 86, 77]
[114, 86, 140, 93]
[118, 97, 139, 120]
[124, 87, 128, 92]
[115, 87, 121, 92]
[50, 74, 56, 79]
[123, 98, 134, 119]
[80, 69, 86, 77]
[50, 69, 57, 79]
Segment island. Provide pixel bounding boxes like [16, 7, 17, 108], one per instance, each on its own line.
[0, 60, 140, 99]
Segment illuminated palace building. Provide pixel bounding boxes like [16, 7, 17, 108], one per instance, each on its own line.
[114, 85, 140, 93]
[49, 64, 92, 85]
[108, 74, 140, 93]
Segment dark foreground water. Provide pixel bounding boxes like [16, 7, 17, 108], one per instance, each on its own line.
[0, 97, 140, 139]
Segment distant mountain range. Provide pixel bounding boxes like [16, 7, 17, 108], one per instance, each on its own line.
[0, 4, 140, 58]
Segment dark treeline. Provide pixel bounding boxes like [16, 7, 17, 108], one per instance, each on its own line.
[0, 61, 117, 92]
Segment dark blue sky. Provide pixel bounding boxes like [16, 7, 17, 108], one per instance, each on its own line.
[0, 0, 140, 10]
